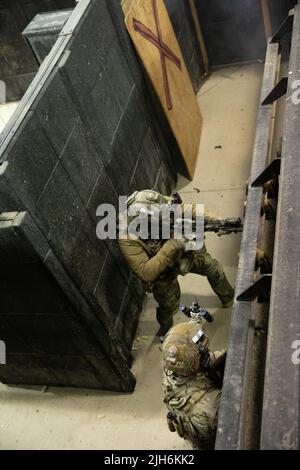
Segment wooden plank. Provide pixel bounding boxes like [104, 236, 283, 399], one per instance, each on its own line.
[121, 0, 134, 17]
[215, 40, 279, 450]
[123, 0, 202, 179]
[261, 0, 272, 39]
[188, 0, 209, 75]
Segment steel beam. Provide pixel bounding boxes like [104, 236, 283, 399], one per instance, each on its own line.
[262, 76, 288, 105]
[251, 158, 281, 187]
[215, 41, 279, 450]
[236, 275, 272, 303]
[271, 9, 294, 43]
[260, 4, 300, 450]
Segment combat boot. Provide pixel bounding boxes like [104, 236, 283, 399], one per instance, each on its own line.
[220, 291, 234, 308]
[211, 279, 234, 308]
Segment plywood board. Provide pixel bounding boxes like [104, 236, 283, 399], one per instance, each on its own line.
[121, 0, 134, 17]
[261, 0, 272, 39]
[124, 0, 202, 179]
[188, 0, 209, 75]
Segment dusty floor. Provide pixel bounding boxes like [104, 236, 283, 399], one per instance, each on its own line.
[0, 63, 263, 450]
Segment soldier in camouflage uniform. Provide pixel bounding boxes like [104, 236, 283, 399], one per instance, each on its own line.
[118, 190, 234, 336]
[162, 321, 226, 450]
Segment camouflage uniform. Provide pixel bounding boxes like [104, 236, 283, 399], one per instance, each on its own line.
[151, 246, 233, 332]
[162, 321, 225, 450]
[163, 361, 222, 450]
[118, 190, 234, 333]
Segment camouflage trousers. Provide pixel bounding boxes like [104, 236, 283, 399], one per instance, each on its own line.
[153, 250, 234, 331]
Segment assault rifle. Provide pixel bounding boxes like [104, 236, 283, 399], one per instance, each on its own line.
[204, 217, 243, 236]
[169, 192, 243, 236]
[173, 217, 243, 237]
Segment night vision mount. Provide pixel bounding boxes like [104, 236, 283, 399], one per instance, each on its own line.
[179, 300, 214, 323]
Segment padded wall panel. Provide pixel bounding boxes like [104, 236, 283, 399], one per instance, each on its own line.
[0, 0, 178, 390]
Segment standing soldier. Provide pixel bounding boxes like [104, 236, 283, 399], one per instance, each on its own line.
[118, 189, 234, 336]
[162, 321, 226, 450]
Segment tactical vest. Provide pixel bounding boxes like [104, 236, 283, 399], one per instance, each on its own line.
[163, 368, 221, 447]
[163, 368, 217, 410]
[125, 189, 194, 278]
[137, 237, 194, 280]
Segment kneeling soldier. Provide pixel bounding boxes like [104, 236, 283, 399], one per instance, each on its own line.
[162, 321, 226, 450]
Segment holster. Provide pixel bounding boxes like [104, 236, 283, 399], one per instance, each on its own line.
[166, 411, 184, 437]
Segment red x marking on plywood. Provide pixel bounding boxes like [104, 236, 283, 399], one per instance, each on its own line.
[133, 0, 182, 110]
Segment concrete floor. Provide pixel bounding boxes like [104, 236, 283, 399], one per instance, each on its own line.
[0, 64, 263, 450]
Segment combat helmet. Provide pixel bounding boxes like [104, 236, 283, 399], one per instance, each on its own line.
[126, 190, 172, 222]
[118, 189, 175, 239]
[162, 322, 210, 376]
[127, 189, 171, 206]
[118, 189, 183, 239]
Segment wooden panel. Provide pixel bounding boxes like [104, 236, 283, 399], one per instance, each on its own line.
[188, 0, 209, 75]
[121, 0, 134, 17]
[124, 0, 202, 179]
[261, 0, 272, 38]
